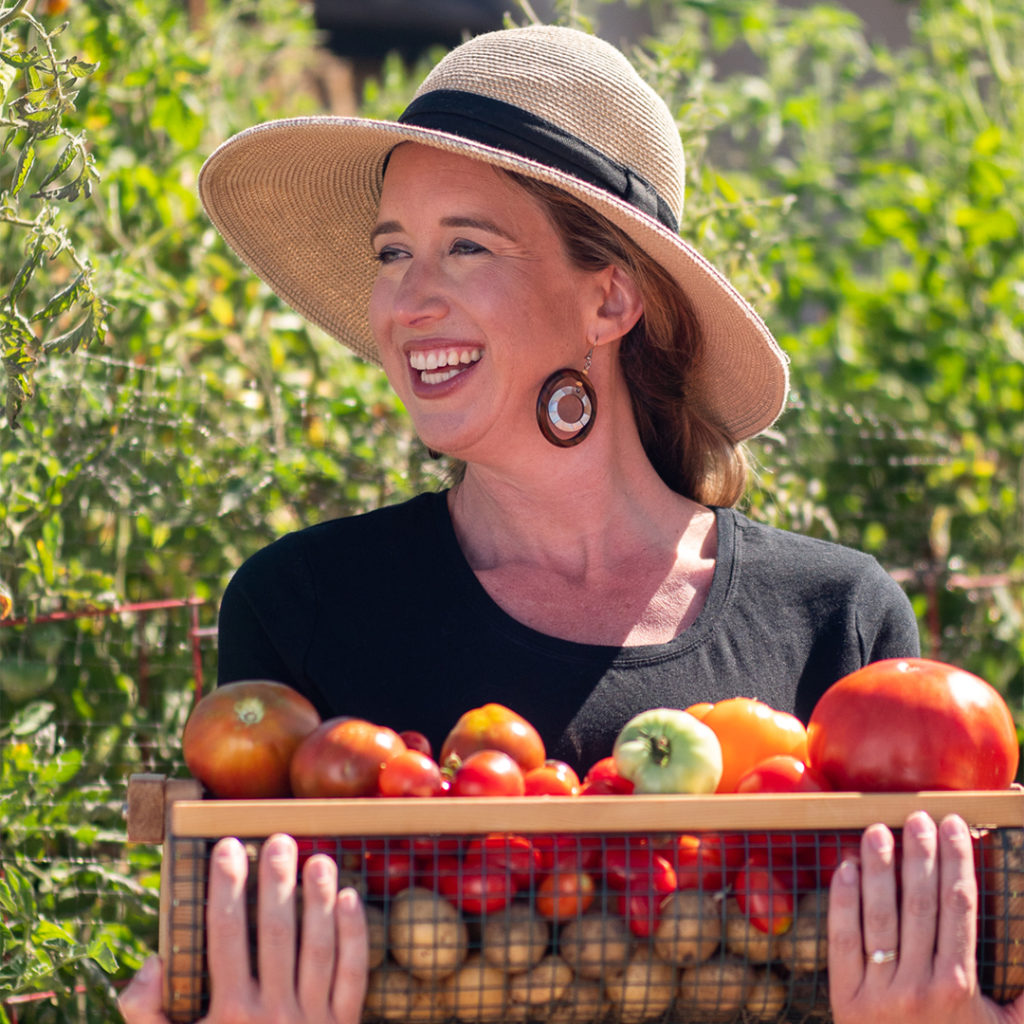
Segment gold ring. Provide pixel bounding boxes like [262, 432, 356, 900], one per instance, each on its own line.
[867, 948, 898, 965]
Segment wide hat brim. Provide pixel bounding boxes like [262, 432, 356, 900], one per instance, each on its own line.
[199, 116, 789, 443]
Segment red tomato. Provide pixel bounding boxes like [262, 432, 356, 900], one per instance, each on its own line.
[535, 870, 596, 919]
[399, 730, 433, 758]
[603, 847, 677, 894]
[617, 890, 670, 938]
[438, 857, 517, 914]
[449, 749, 526, 797]
[661, 833, 731, 891]
[364, 849, 416, 897]
[579, 756, 634, 795]
[807, 657, 1019, 791]
[798, 830, 862, 886]
[182, 680, 321, 798]
[702, 698, 809, 793]
[734, 857, 795, 935]
[289, 717, 406, 798]
[524, 759, 581, 796]
[465, 833, 541, 888]
[440, 703, 546, 773]
[378, 749, 445, 798]
[530, 833, 601, 872]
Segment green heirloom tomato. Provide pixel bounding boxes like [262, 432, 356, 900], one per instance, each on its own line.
[613, 708, 723, 794]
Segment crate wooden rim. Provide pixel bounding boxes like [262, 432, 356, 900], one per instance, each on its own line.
[167, 790, 1024, 838]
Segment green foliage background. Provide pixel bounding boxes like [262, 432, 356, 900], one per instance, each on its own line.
[0, 0, 1021, 1017]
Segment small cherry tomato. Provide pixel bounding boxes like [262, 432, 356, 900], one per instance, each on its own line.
[378, 749, 445, 798]
[535, 869, 596, 919]
[398, 729, 433, 758]
[438, 857, 517, 914]
[734, 857, 795, 935]
[365, 849, 416, 897]
[450, 749, 526, 797]
[579, 756, 634, 795]
[465, 833, 542, 889]
[524, 759, 581, 796]
[660, 833, 730, 891]
[617, 890, 671, 937]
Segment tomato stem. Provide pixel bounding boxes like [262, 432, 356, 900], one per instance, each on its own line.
[234, 697, 266, 726]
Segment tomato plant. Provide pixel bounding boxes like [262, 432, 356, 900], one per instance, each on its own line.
[449, 749, 526, 797]
[524, 759, 580, 795]
[534, 869, 596, 918]
[378, 749, 445, 797]
[701, 698, 809, 793]
[289, 716, 406, 798]
[440, 703, 546, 772]
[182, 680, 321, 798]
[807, 657, 1020, 791]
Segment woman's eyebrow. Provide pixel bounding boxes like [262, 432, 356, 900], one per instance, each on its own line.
[370, 215, 516, 244]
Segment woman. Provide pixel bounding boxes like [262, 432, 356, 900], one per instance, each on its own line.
[120, 24, 1019, 1024]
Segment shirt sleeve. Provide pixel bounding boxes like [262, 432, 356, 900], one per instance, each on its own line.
[857, 561, 922, 664]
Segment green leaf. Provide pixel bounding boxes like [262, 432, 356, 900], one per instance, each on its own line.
[10, 141, 35, 196]
[36, 139, 78, 190]
[29, 272, 84, 322]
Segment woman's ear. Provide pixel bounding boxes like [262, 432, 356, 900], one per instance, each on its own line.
[591, 265, 644, 346]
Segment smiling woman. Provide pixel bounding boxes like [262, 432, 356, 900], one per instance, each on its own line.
[118, 22, 1006, 1024]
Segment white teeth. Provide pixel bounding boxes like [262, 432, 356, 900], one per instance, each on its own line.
[409, 348, 482, 374]
[421, 367, 463, 385]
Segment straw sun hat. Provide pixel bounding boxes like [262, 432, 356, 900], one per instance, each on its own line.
[198, 24, 789, 442]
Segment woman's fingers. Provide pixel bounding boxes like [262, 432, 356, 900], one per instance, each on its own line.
[898, 811, 940, 974]
[256, 834, 300, 1011]
[933, 815, 979, 991]
[330, 887, 370, 1024]
[859, 823, 901, 978]
[296, 853, 341, 1013]
[204, 836, 257, 1015]
[117, 956, 171, 1024]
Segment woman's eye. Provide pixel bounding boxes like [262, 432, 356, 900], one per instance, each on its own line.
[373, 245, 406, 265]
[450, 238, 487, 256]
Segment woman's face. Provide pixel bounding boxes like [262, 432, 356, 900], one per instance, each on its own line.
[369, 144, 609, 461]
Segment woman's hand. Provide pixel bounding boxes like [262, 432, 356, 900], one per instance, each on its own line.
[119, 833, 368, 1024]
[829, 811, 1024, 1024]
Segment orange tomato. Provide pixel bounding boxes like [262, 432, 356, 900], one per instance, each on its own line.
[701, 698, 809, 793]
[684, 702, 715, 721]
[534, 870, 596, 918]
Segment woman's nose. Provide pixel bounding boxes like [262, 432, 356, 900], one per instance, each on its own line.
[390, 257, 449, 327]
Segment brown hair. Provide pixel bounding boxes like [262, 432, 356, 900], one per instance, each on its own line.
[507, 172, 749, 507]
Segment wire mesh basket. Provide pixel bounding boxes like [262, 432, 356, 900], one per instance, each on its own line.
[127, 778, 1024, 1024]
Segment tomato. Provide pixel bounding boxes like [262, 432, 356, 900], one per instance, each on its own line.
[797, 830, 862, 886]
[535, 869, 596, 918]
[701, 698, 809, 793]
[364, 849, 416, 897]
[530, 833, 601, 872]
[603, 847, 677, 894]
[289, 716, 406, 798]
[465, 833, 541, 888]
[449, 749, 526, 797]
[617, 890, 670, 937]
[398, 730, 433, 758]
[377, 749, 445, 798]
[807, 657, 1019, 792]
[524, 759, 581, 796]
[438, 857, 517, 914]
[579, 756, 634, 795]
[182, 680, 321, 798]
[440, 703, 546, 773]
[735, 754, 830, 795]
[660, 833, 730, 891]
[734, 857, 795, 935]
[685, 702, 715, 721]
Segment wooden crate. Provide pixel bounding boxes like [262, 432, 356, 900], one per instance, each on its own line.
[127, 777, 1024, 1024]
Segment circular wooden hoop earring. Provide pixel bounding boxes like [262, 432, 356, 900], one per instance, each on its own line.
[536, 367, 597, 447]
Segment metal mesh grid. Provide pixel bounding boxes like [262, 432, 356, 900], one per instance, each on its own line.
[161, 826, 1024, 1024]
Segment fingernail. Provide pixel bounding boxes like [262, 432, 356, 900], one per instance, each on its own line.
[138, 955, 160, 979]
[941, 814, 968, 841]
[265, 833, 296, 860]
[837, 858, 859, 885]
[867, 827, 894, 857]
[338, 887, 361, 911]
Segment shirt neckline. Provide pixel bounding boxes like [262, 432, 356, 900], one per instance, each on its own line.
[425, 490, 736, 666]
